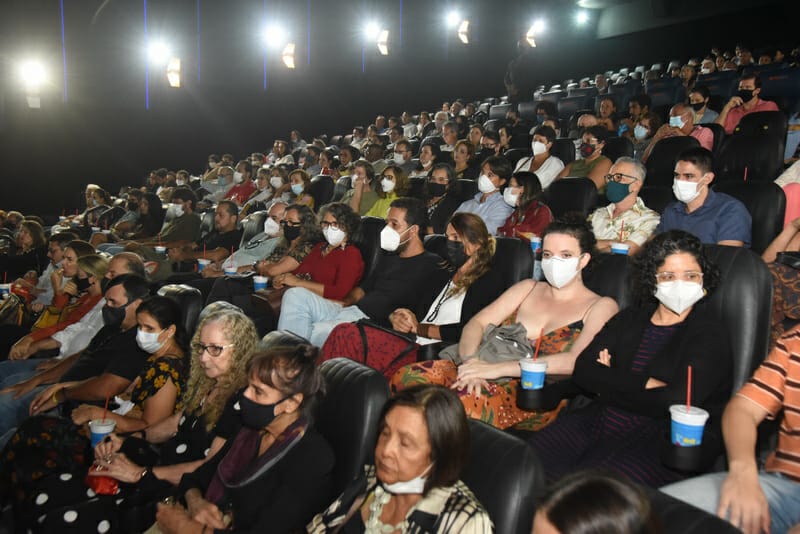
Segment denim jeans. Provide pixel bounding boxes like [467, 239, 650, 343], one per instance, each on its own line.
[0, 358, 44, 389]
[661, 470, 800, 534]
[277, 287, 367, 347]
[0, 384, 47, 448]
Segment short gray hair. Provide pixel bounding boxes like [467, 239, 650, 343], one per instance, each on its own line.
[613, 157, 647, 183]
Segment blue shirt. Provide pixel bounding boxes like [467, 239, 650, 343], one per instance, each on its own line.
[656, 189, 751, 247]
[456, 191, 514, 235]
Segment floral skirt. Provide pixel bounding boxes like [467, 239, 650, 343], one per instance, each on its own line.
[390, 360, 565, 431]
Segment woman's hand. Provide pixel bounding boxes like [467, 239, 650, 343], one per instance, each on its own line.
[186, 490, 227, 530]
[29, 384, 62, 415]
[597, 349, 612, 367]
[271, 274, 286, 289]
[71, 404, 101, 425]
[62, 280, 78, 297]
[451, 376, 489, 398]
[390, 309, 418, 334]
[88, 453, 144, 483]
[50, 269, 64, 291]
[94, 432, 124, 461]
[156, 503, 205, 534]
[9, 336, 34, 360]
[279, 273, 300, 288]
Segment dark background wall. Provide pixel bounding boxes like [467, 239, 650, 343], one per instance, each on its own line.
[0, 0, 793, 214]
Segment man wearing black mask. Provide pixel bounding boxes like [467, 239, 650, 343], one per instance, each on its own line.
[716, 73, 778, 134]
[0, 274, 150, 446]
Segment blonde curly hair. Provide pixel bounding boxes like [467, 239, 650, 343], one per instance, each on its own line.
[183, 309, 259, 431]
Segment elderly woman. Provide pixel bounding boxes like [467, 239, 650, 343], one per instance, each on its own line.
[453, 139, 479, 180]
[497, 171, 554, 240]
[425, 163, 463, 235]
[0, 220, 48, 280]
[392, 218, 618, 430]
[5, 307, 259, 531]
[309, 385, 491, 533]
[527, 230, 733, 487]
[322, 213, 505, 380]
[156, 344, 334, 533]
[365, 164, 410, 219]
[277, 203, 364, 335]
[558, 125, 613, 192]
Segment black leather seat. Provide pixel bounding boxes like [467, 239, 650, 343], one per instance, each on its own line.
[489, 103, 515, 120]
[582, 253, 634, 310]
[94, 206, 125, 230]
[557, 95, 591, 121]
[696, 70, 738, 101]
[733, 111, 788, 159]
[603, 136, 634, 163]
[639, 185, 676, 214]
[309, 174, 335, 209]
[318, 358, 390, 497]
[699, 245, 772, 390]
[332, 176, 351, 202]
[713, 182, 785, 255]
[198, 210, 215, 240]
[517, 101, 538, 122]
[701, 123, 726, 157]
[504, 148, 532, 169]
[407, 176, 426, 200]
[238, 210, 267, 248]
[644, 136, 701, 187]
[462, 420, 543, 534]
[715, 133, 785, 183]
[549, 138, 576, 166]
[542, 177, 599, 218]
[157, 284, 204, 337]
[421, 135, 444, 148]
[353, 216, 385, 283]
[457, 178, 479, 202]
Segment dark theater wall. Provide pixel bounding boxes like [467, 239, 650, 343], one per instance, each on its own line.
[0, 0, 793, 215]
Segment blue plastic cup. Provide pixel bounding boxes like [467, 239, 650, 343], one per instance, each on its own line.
[253, 276, 268, 291]
[610, 242, 630, 255]
[669, 405, 709, 447]
[519, 359, 547, 390]
[88, 419, 116, 448]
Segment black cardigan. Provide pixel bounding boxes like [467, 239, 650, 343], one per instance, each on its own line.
[178, 427, 334, 534]
[429, 193, 464, 235]
[414, 263, 506, 344]
[572, 304, 733, 422]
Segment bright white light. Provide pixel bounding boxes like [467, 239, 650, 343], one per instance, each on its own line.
[282, 43, 296, 69]
[532, 19, 546, 33]
[458, 20, 470, 44]
[575, 10, 589, 25]
[377, 30, 389, 55]
[262, 24, 288, 49]
[167, 57, 181, 88]
[147, 41, 171, 66]
[363, 22, 380, 40]
[446, 10, 461, 28]
[18, 60, 46, 91]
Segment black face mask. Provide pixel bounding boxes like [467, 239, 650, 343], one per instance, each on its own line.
[428, 182, 447, 198]
[127, 201, 139, 212]
[737, 89, 755, 102]
[283, 224, 301, 242]
[446, 240, 469, 270]
[102, 303, 127, 328]
[690, 102, 705, 112]
[239, 394, 287, 429]
[75, 277, 91, 292]
[579, 143, 596, 158]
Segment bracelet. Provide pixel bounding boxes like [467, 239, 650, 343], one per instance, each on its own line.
[138, 467, 149, 481]
[51, 388, 62, 405]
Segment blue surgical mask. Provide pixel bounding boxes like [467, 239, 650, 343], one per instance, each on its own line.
[669, 115, 685, 128]
[634, 124, 649, 140]
[291, 184, 304, 195]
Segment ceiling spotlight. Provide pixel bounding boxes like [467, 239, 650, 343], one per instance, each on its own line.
[525, 27, 536, 47]
[532, 19, 546, 33]
[377, 30, 389, 55]
[575, 10, 590, 25]
[282, 43, 296, 69]
[18, 60, 46, 91]
[146, 41, 171, 66]
[446, 10, 461, 28]
[363, 22, 380, 41]
[166, 57, 181, 88]
[458, 20, 470, 44]
[262, 24, 288, 49]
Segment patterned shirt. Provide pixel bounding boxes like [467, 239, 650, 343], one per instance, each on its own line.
[588, 197, 661, 246]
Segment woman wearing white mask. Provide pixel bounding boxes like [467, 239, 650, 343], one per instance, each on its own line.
[455, 156, 515, 235]
[513, 125, 565, 188]
[365, 165, 410, 219]
[308, 385, 492, 534]
[632, 112, 662, 162]
[240, 168, 275, 217]
[274, 203, 365, 324]
[497, 171, 554, 240]
[288, 169, 315, 210]
[527, 230, 732, 487]
[397, 218, 617, 430]
[409, 141, 441, 178]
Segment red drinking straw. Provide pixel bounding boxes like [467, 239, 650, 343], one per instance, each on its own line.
[686, 365, 693, 412]
[203, 243, 206, 258]
[102, 393, 110, 423]
[619, 220, 625, 242]
[158, 233, 162, 245]
[533, 327, 544, 361]
[743, 166, 749, 182]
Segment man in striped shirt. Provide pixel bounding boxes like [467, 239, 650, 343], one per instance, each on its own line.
[661, 326, 800, 533]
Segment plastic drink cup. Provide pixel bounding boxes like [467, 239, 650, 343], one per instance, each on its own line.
[58, 216, 67, 221]
[0, 283, 10, 297]
[610, 242, 630, 255]
[154, 245, 167, 255]
[223, 265, 237, 276]
[88, 419, 116, 448]
[530, 236, 542, 253]
[519, 359, 547, 390]
[669, 405, 709, 447]
[101, 229, 111, 235]
[253, 275, 268, 291]
[197, 258, 211, 272]
[91, 226, 101, 233]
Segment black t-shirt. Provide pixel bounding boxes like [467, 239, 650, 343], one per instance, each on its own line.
[201, 228, 243, 254]
[357, 251, 445, 324]
[60, 325, 148, 384]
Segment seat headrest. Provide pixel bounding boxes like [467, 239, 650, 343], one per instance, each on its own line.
[157, 284, 204, 337]
[260, 329, 309, 349]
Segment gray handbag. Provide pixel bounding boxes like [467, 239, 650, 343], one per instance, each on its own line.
[440, 322, 531, 365]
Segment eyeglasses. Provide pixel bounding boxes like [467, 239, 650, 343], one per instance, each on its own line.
[655, 271, 703, 283]
[282, 220, 301, 227]
[604, 173, 640, 184]
[320, 221, 340, 230]
[196, 342, 235, 357]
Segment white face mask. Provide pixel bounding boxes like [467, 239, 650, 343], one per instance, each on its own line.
[381, 178, 396, 193]
[175, 179, 186, 187]
[208, 162, 218, 169]
[168, 203, 184, 218]
[634, 124, 649, 140]
[270, 176, 284, 189]
[503, 188, 519, 207]
[136, 328, 165, 354]
[323, 226, 346, 247]
[477, 174, 496, 194]
[541, 256, 581, 288]
[233, 171, 244, 183]
[291, 183, 304, 195]
[672, 179, 702, 204]
[382, 463, 433, 495]
[350, 175, 363, 188]
[669, 115, 685, 129]
[263, 217, 281, 237]
[393, 152, 406, 164]
[531, 141, 548, 156]
[655, 280, 704, 314]
[380, 225, 412, 252]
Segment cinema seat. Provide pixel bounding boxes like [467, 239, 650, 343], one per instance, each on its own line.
[645, 136, 701, 187]
[542, 177, 599, 218]
[157, 284, 204, 337]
